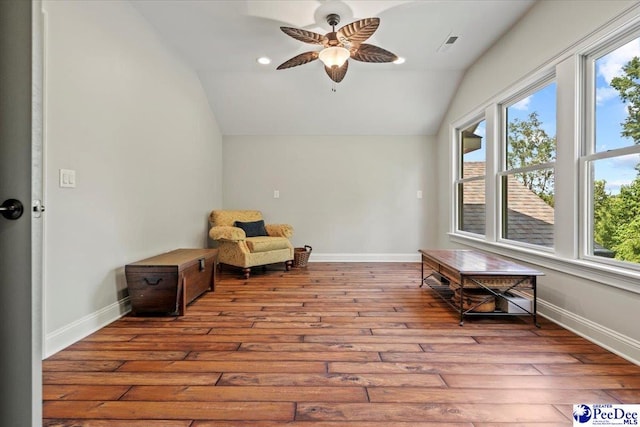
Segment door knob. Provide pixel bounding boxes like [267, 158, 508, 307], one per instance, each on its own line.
[0, 199, 24, 220]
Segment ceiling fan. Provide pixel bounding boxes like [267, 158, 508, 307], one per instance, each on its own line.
[276, 13, 398, 83]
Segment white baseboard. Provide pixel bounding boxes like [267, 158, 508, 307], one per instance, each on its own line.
[44, 297, 131, 358]
[309, 253, 421, 262]
[538, 299, 640, 366]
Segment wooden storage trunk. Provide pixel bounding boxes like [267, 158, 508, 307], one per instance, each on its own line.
[125, 248, 217, 316]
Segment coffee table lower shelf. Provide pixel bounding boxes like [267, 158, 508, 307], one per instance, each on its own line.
[423, 274, 539, 327]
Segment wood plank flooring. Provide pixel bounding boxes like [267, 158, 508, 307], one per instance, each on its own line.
[43, 262, 640, 426]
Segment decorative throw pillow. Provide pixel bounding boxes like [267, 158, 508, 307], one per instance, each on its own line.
[234, 220, 268, 237]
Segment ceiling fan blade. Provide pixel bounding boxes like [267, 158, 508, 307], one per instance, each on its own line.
[324, 60, 349, 83]
[337, 18, 379, 46]
[276, 51, 320, 70]
[351, 43, 398, 63]
[280, 27, 326, 45]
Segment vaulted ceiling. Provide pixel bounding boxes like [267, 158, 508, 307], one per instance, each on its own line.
[131, 0, 535, 136]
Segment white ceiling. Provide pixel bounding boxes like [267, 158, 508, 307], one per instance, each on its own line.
[131, 0, 535, 136]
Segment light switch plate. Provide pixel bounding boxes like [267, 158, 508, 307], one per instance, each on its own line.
[60, 169, 76, 188]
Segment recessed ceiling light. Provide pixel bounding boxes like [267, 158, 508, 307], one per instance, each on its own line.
[393, 57, 405, 65]
[257, 57, 271, 65]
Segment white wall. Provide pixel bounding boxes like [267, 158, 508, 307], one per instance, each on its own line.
[223, 135, 436, 260]
[42, 0, 223, 356]
[435, 0, 640, 363]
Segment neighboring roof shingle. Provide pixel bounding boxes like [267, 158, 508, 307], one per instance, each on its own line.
[459, 162, 554, 247]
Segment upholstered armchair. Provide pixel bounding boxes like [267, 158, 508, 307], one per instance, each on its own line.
[208, 210, 294, 279]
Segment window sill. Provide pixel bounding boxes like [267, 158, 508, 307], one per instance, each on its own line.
[449, 233, 640, 295]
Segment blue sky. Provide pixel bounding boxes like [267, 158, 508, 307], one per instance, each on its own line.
[464, 38, 640, 194]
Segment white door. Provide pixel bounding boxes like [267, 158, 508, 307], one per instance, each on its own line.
[0, 1, 42, 425]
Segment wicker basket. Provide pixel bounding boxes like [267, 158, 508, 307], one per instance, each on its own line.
[452, 288, 496, 313]
[293, 245, 312, 268]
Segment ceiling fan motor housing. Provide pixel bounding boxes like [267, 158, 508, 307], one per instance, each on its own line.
[326, 32, 339, 46]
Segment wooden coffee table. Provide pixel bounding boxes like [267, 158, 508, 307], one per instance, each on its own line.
[419, 249, 543, 326]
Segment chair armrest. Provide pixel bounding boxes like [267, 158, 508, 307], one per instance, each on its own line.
[209, 225, 246, 242]
[265, 224, 294, 238]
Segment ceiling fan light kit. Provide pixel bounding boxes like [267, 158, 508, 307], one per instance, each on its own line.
[318, 46, 350, 68]
[277, 13, 398, 84]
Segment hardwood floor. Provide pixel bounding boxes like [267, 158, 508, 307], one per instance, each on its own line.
[43, 262, 640, 426]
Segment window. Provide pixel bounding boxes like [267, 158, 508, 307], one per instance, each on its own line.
[501, 82, 557, 248]
[456, 120, 486, 236]
[449, 12, 640, 287]
[584, 36, 640, 267]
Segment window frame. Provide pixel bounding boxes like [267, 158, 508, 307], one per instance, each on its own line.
[453, 115, 488, 238]
[581, 31, 640, 271]
[497, 76, 557, 251]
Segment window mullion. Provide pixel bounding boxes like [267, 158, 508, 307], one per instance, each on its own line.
[555, 56, 580, 259]
[485, 104, 498, 242]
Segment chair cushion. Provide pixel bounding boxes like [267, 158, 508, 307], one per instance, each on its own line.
[246, 236, 290, 253]
[235, 220, 267, 237]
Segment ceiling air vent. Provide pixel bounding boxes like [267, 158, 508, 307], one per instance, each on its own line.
[438, 34, 459, 52]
